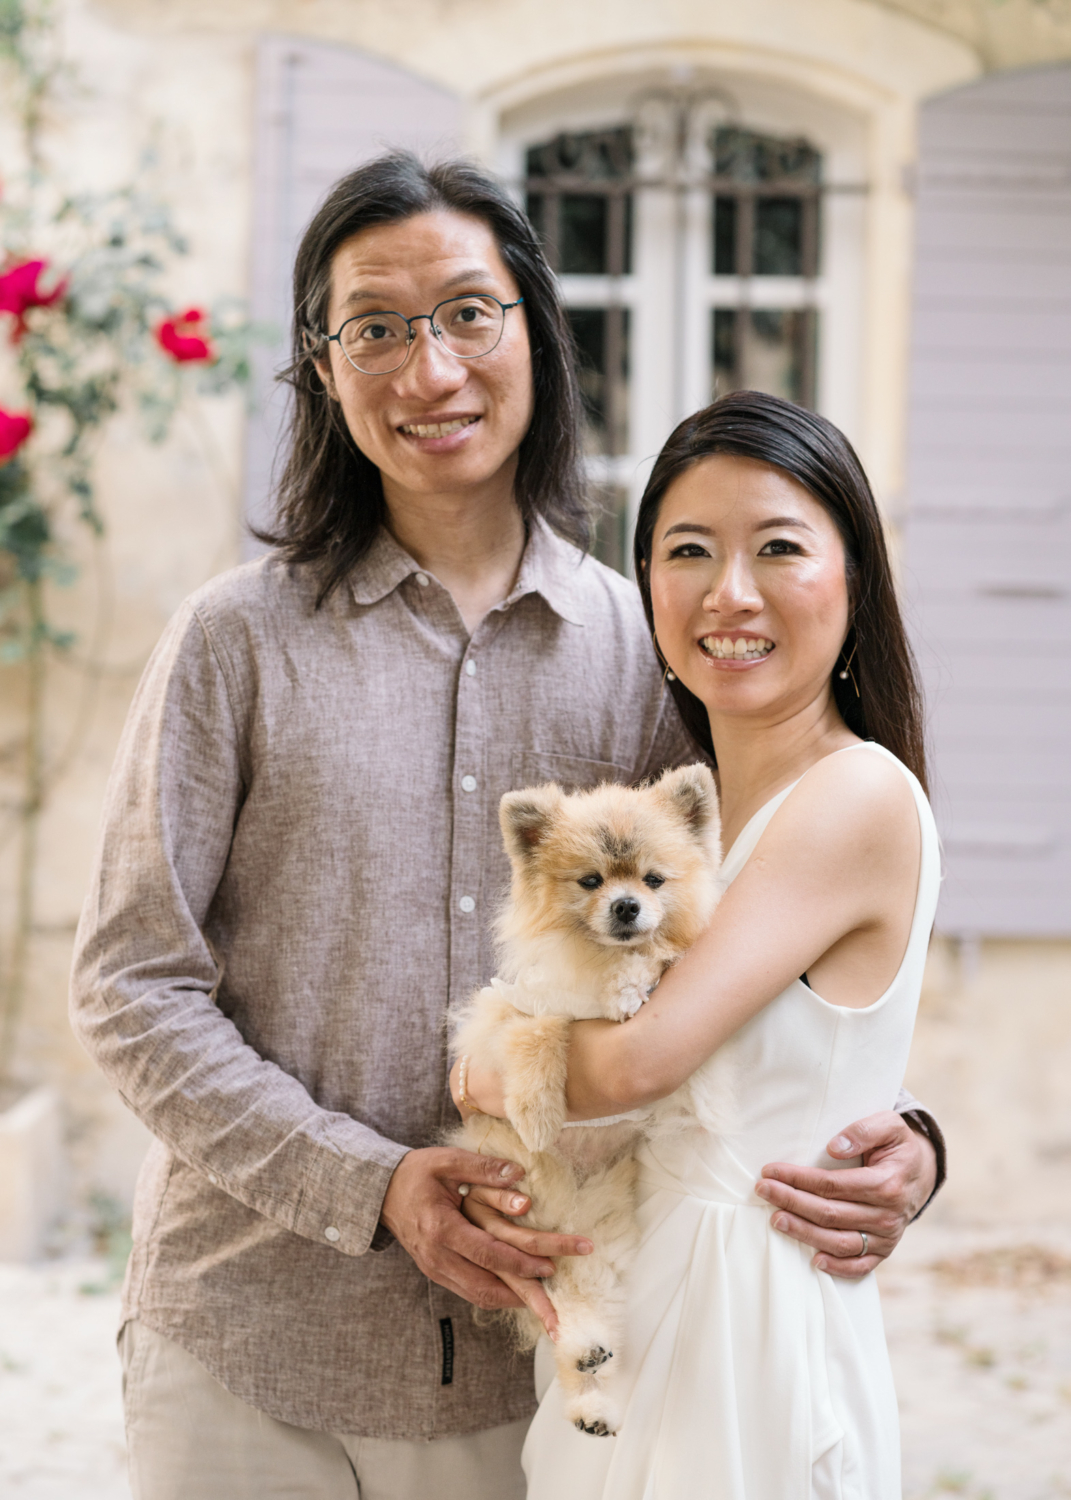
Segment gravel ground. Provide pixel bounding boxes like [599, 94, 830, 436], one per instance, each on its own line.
[882, 1225, 1071, 1500]
[0, 1224, 1068, 1499]
[0, 1258, 128, 1499]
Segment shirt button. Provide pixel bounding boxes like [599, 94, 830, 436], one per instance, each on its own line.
[207, 1173, 218, 1186]
[414, 572, 429, 588]
[459, 895, 476, 914]
[461, 775, 477, 792]
[465, 659, 476, 676]
[324, 1226, 341, 1243]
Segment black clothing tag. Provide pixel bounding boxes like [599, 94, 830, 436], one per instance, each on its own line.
[439, 1316, 455, 1386]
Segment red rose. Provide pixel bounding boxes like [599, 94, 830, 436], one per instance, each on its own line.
[0, 259, 67, 340]
[0, 408, 33, 463]
[155, 307, 216, 363]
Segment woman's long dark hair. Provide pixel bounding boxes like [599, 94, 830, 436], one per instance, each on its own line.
[634, 391, 928, 793]
[258, 151, 589, 603]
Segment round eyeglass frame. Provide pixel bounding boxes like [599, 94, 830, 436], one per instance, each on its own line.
[325, 294, 525, 376]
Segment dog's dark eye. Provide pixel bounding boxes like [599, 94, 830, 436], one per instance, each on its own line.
[643, 873, 666, 889]
[577, 874, 604, 890]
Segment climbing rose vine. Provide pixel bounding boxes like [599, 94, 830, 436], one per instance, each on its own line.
[0, 408, 32, 462]
[155, 306, 216, 363]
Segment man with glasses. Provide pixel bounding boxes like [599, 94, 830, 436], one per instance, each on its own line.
[70, 153, 943, 1500]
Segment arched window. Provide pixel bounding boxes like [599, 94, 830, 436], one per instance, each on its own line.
[519, 101, 828, 571]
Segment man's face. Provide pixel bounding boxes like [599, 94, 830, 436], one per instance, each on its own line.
[315, 210, 535, 505]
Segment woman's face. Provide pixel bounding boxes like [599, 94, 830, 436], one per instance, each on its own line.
[314, 209, 534, 503]
[648, 454, 851, 728]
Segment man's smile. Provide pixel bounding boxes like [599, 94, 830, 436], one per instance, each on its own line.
[398, 415, 480, 439]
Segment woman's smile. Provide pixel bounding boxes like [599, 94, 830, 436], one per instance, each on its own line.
[698, 633, 776, 665]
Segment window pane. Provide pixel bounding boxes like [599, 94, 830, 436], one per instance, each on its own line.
[754, 198, 803, 276]
[568, 307, 630, 455]
[560, 195, 607, 275]
[713, 196, 737, 274]
[712, 308, 736, 393]
[525, 127, 633, 274]
[711, 309, 816, 407]
[746, 310, 804, 402]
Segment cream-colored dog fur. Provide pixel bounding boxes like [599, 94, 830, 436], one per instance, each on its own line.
[449, 763, 722, 1436]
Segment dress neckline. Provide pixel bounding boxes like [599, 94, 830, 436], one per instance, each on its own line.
[721, 777, 801, 871]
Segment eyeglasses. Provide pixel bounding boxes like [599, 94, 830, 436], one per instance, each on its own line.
[325, 294, 524, 376]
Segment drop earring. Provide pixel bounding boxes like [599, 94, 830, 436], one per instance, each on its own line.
[652, 630, 676, 685]
[838, 641, 860, 697]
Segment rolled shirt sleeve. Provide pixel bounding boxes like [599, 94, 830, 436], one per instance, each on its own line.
[69, 600, 408, 1257]
[894, 1086, 947, 1217]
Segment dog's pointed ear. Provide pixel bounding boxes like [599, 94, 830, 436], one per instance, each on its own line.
[500, 784, 564, 862]
[655, 764, 720, 841]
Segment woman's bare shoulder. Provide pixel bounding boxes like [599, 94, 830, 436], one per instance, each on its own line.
[755, 744, 919, 879]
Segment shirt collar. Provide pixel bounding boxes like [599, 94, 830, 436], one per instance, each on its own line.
[504, 517, 586, 626]
[348, 527, 426, 607]
[348, 518, 588, 626]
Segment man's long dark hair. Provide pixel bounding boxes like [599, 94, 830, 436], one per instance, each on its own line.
[259, 152, 590, 603]
[633, 391, 928, 793]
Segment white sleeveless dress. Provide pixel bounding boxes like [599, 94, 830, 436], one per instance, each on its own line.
[522, 743, 941, 1500]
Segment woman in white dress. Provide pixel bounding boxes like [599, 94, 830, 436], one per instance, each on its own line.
[456, 391, 939, 1500]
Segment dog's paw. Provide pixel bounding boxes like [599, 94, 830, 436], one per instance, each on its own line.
[508, 1101, 564, 1154]
[575, 1344, 612, 1373]
[564, 1387, 621, 1436]
[574, 1418, 614, 1437]
[610, 984, 647, 1021]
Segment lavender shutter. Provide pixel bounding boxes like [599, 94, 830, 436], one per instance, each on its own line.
[903, 64, 1071, 937]
[243, 37, 462, 540]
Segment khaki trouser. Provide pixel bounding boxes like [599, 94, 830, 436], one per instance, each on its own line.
[120, 1321, 529, 1500]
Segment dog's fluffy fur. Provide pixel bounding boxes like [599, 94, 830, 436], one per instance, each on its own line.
[449, 764, 722, 1436]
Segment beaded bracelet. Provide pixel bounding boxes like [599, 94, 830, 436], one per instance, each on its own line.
[457, 1054, 486, 1116]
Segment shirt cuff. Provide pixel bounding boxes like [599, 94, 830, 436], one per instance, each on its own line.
[289, 1124, 410, 1256]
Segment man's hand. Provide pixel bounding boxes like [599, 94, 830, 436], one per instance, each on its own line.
[755, 1111, 938, 1279]
[380, 1147, 591, 1335]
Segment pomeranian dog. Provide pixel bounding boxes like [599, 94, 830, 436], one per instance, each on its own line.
[449, 763, 722, 1436]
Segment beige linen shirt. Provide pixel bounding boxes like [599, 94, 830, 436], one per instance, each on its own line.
[69, 520, 696, 1440]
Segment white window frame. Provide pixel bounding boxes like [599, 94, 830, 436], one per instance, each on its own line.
[496, 72, 869, 565]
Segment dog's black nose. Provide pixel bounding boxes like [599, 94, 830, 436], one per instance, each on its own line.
[611, 897, 641, 924]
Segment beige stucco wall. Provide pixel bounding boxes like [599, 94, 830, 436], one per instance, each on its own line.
[1, 0, 1067, 1224]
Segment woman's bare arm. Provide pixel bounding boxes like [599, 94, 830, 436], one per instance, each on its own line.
[564, 750, 921, 1118]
